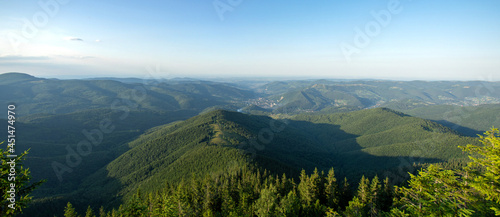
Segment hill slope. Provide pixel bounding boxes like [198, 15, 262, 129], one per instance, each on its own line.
[77, 110, 322, 206]
[395, 104, 500, 136]
[291, 108, 477, 174]
[260, 80, 500, 113]
[0, 73, 254, 116]
[8, 108, 198, 199]
[66, 108, 478, 209]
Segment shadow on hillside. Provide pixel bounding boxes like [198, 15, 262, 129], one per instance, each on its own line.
[433, 119, 482, 137]
[18, 109, 201, 216]
[20, 110, 462, 215]
[246, 115, 448, 185]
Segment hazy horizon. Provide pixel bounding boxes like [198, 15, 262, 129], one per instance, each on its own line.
[3, 71, 500, 83]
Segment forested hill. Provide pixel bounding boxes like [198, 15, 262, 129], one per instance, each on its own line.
[395, 104, 500, 137]
[23, 108, 480, 216]
[0, 72, 254, 116]
[259, 80, 500, 114]
[289, 108, 477, 178]
[3, 72, 500, 117]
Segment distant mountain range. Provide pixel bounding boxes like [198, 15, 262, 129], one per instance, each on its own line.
[258, 80, 500, 113]
[0, 72, 254, 116]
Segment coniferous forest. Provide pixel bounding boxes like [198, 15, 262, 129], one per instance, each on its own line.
[58, 129, 500, 217]
[4, 128, 499, 216]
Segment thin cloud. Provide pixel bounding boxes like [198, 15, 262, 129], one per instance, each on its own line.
[54, 55, 95, 59]
[0, 55, 50, 61]
[64, 37, 83, 41]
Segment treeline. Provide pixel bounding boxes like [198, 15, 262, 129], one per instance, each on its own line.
[58, 128, 499, 216]
[63, 167, 391, 217]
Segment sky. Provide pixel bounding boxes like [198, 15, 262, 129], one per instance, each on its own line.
[0, 0, 499, 80]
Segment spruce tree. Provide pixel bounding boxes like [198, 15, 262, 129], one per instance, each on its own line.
[344, 197, 365, 217]
[356, 176, 371, 205]
[98, 206, 106, 217]
[324, 168, 339, 210]
[277, 190, 301, 217]
[254, 184, 278, 217]
[339, 177, 352, 210]
[298, 169, 310, 205]
[84, 206, 95, 217]
[368, 175, 381, 217]
[190, 178, 204, 216]
[379, 177, 393, 212]
[64, 202, 79, 217]
[123, 188, 147, 217]
[175, 179, 193, 216]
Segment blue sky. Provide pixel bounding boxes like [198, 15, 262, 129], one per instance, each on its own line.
[0, 0, 499, 80]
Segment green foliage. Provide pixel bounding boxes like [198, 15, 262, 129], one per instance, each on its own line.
[401, 104, 500, 137]
[345, 175, 392, 217]
[84, 206, 95, 217]
[254, 184, 278, 216]
[390, 129, 500, 216]
[0, 145, 44, 216]
[65, 167, 348, 217]
[395, 165, 473, 216]
[324, 168, 340, 210]
[344, 197, 365, 217]
[277, 190, 301, 216]
[122, 189, 148, 216]
[20, 107, 485, 216]
[298, 168, 321, 205]
[369, 175, 381, 216]
[58, 129, 500, 216]
[0, 73, 254, 116]
[461, 128, 500, 214]
[64, 202, 79, 217]
[292, 108, 477, 184]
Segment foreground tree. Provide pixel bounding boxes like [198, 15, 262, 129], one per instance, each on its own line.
[395, 164, 473, 216]
[461, 128, 500, 215]
[394, 129, 500, 216]
[324, 168, 340, 210]
[1, 143, 45, 216]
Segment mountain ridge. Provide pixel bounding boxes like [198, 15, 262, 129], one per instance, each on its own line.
[55, 108, 477, 210]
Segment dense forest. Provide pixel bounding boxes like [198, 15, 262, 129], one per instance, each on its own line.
[42, 129, 500, 216]
[3, 129, 499, 216]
